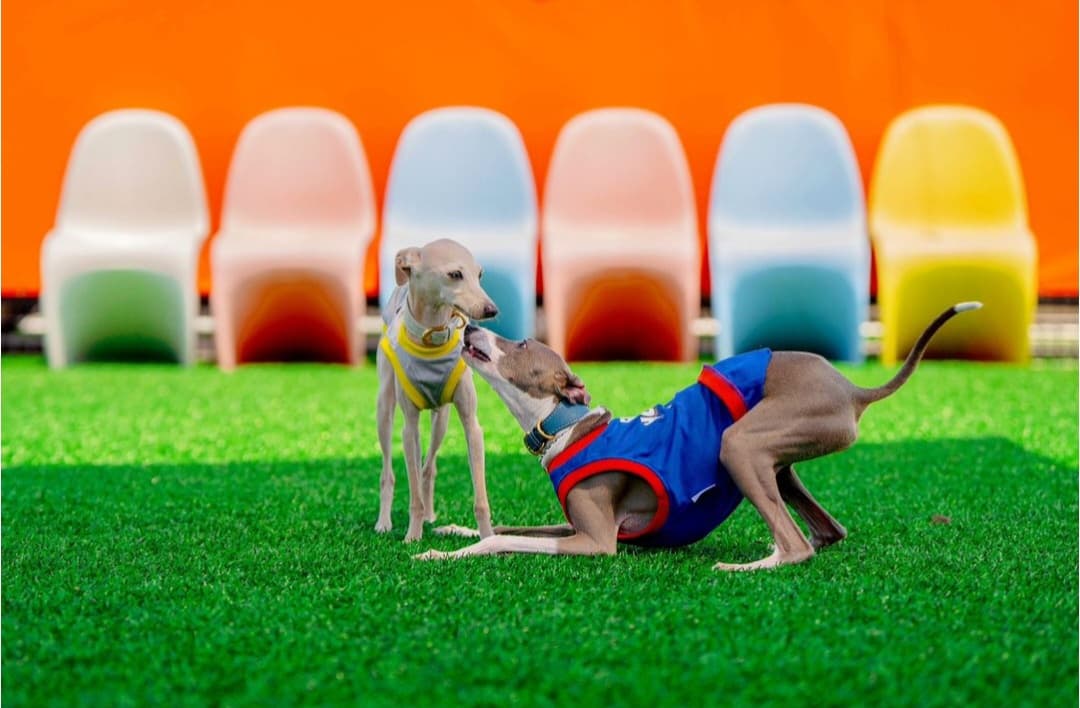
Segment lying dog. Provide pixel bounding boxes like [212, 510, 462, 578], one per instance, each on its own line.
[415, 302, 981, 570]
[376, 239, 499, 542]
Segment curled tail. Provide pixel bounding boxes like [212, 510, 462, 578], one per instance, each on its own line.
[856, 301, 983, 407]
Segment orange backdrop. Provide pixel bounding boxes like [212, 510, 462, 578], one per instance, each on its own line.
[3, 0, 1076, 299]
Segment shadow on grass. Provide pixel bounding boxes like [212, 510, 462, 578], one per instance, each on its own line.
[4, 436, 1072, 557]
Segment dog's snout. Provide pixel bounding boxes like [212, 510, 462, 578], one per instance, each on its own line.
[464, 323, 478, 337]
[481, 303, 499, 320]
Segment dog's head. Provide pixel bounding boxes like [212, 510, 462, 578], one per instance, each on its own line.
[462, 324, 590, 430]
[395, 239, 498, 321]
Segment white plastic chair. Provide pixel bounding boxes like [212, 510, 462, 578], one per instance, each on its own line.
[709, 104, 869, 362]
[542, 108, 699, 361]
[40, 109, 209, 367]
[211, 108, 376, 369]
[379, 107, 538, 340]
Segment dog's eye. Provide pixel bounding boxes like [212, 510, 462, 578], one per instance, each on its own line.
[517, 340, 528, 349]
[448, 270, 463, 281]
[479, 269, 484, 280]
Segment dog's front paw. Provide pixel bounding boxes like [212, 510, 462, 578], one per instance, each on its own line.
[433, 524, 480, 538]
[413, 549, 452, 561]
[374, 518, 393, 533]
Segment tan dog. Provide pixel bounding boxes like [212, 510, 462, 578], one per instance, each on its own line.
[376, 239, 498, 542]
[417, 302, 982, 570]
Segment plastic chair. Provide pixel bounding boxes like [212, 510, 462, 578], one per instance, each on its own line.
[379, 107, 538, 340]
[869, 105, 1037, 364]
[542, 108, 699, 362]
[211, 108, 375, 369]
[40, 109, 209, 367]
[709, 104, 870, 362]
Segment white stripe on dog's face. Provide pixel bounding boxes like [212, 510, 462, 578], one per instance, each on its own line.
[462, 326, 588, 431]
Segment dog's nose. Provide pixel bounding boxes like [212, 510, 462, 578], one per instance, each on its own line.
[481, 303, 499, 320]
[464, 323, 478, 337]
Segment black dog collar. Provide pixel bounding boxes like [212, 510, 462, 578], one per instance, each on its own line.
[524, 402, 592, 456]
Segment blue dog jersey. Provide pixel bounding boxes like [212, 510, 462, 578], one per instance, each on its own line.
[545, 349, 772, 548]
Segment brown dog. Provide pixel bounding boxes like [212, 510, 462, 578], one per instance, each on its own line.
[415, 302, 982, 570]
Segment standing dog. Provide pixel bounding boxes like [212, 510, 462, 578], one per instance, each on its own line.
[376, 239, 498, 542]
[416, 302, 981, 570]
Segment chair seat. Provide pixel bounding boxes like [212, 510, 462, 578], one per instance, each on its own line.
[871, 223, 1035, 261]
[46, 227, 203, 266]
[213, 229, 366, 264]
[711, 223, 864, 263]
[544, 226, 697, 263]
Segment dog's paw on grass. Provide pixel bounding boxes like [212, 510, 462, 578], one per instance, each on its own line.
[432, 523, 480, 537]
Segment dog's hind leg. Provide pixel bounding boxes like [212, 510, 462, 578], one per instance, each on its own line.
[713, 442, 815, 571]
[714, 393, 858, 571]
[777, 465, 847, 550]
[375, 353, 397, 533]
[422, 405, 451, 523]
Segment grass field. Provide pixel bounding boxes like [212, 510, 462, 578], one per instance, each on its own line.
[3, 353, 1077, 706]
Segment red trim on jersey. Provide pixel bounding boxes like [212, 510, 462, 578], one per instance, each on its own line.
[546, 423, 608, 473]
[555, 459, 670, 540]
[697, 367, 748, 421]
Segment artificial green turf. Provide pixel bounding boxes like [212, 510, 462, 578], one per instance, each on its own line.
[2, 354, 1077, 706]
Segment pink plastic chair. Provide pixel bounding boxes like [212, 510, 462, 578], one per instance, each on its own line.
[211, 108, 376, 369]
[542, 108, 700, 361]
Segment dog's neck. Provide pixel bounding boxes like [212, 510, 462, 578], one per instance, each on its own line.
[473, 361, 609, 465]
[402, 290, 462, 347]
[534, 404, 611, 469]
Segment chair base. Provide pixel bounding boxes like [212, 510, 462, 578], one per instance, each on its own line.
[879, 261, 1033, 364]
[560, 271, 691, 362]
[227, 271, 357, 366]
[474, 267, 534, 341]
[50, 269, 188, 366]
[717, 264, 865, 362]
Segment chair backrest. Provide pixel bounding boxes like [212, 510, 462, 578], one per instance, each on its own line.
[221, 107, 375, 236]
[870, 105, 1028, 229]
[57, 109, 208, 236]
[543, 108, 696, 235]
[710, 104, 864, 229]
[383, 107, 537, 231]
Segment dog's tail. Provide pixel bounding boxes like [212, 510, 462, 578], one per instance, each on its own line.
[856, 301, 983, 407]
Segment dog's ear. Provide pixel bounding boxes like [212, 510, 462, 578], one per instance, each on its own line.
[394, 247, 421, 285]
[557, 371, 590, 406]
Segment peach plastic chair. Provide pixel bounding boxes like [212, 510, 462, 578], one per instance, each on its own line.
[869, 105, 1037, 363]
[41, 109, 209, 367]
[542, 108, 699, 361]
[211, 108, 376, 369]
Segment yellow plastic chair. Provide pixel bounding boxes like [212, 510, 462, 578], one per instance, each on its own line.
[869, 105, 1037, 363]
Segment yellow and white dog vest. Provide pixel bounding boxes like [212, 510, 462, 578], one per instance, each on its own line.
[379, 286, 468, 410]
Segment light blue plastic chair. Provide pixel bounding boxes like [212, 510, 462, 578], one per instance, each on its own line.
[380, 107, 538, 340]
[709, 104, 869, 362]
